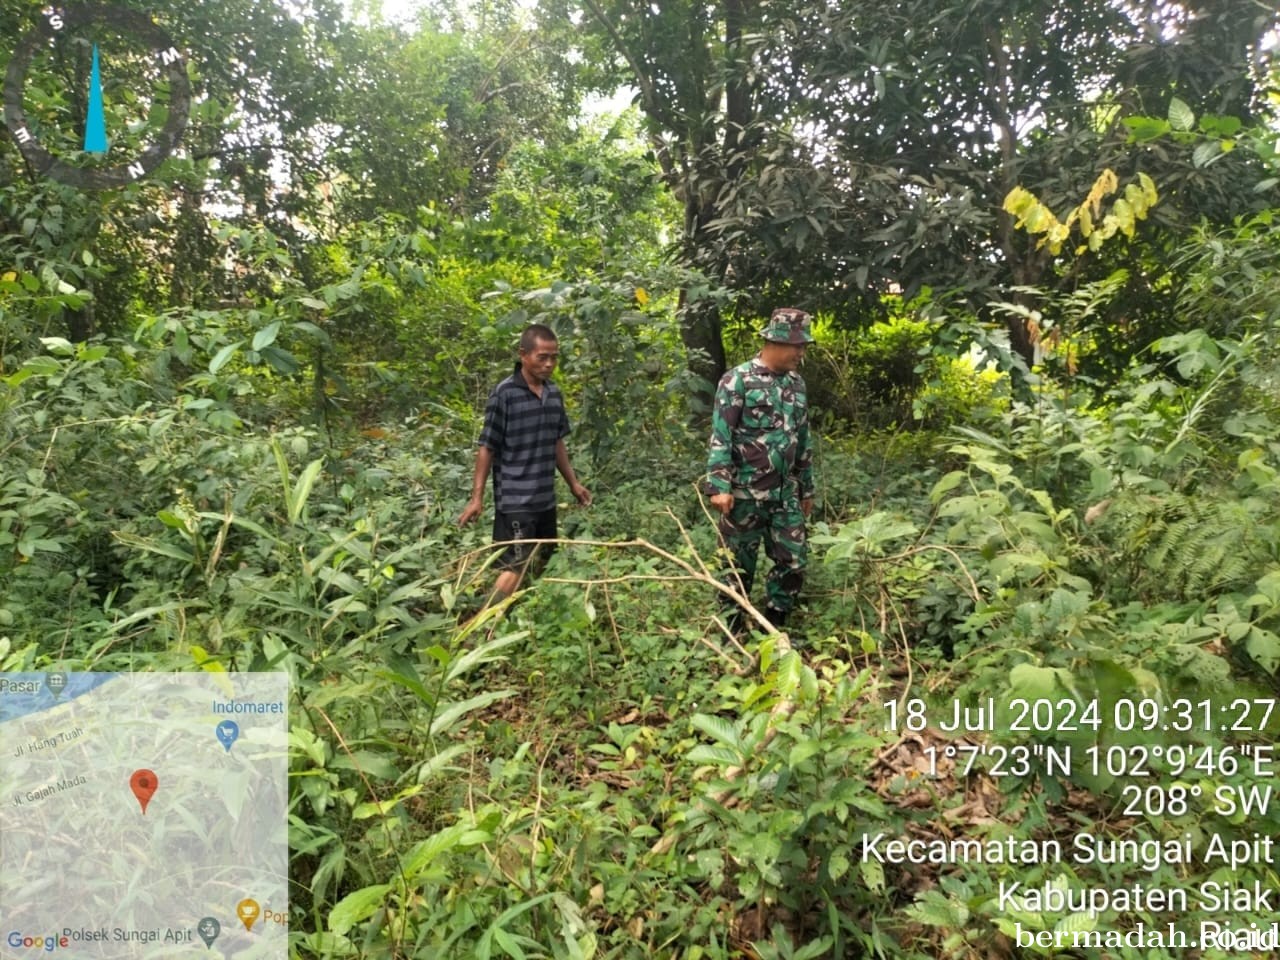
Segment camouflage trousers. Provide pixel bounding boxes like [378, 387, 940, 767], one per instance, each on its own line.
[717, 496, 808, 613]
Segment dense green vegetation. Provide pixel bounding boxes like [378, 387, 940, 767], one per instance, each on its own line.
[3, 0, 1280, 957]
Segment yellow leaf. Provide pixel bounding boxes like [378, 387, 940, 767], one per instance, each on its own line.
[1021, 203, 1057, 235]
[1138, 172, 1158, 205]
[634, 287, 649, 306]
[1082, 169, 1118, 215]
[1078, 204, 1094, 237]
[1046, 222, 1071, 255]
[1002, 186, 1037, 217]
[1112, 198, 1135, 238]
[1, 271, 16, 282]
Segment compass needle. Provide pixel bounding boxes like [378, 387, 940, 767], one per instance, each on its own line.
[84, 43, 107, 153]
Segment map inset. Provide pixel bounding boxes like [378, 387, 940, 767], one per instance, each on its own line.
[0, 672, 288, 957]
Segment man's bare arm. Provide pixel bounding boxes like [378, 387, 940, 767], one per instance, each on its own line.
[555, 438, 592, 506]
[458, 446, 494, 525]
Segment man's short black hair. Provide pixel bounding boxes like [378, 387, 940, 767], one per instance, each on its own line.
[520, 323, 558, 353]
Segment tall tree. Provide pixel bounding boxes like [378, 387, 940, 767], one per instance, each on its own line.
[563, 0, 767, 404]
[565, 0, 1279, 378]
[325, 3, 588, 223]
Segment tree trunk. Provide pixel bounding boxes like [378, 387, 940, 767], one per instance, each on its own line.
[678, 289, 726, 418]
[1003, 311, 1036, 369]
[65, 273, 95, 342]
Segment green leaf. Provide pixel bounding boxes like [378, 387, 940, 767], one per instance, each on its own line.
[929, 471, 966, 503]
[208, 341, 243, 374]
[1191, 141, 1222, 168]
[352, 784, 423, 820]
[415, 744, 469, 784]
[445, 632, 523, 682]
[402, 822, 486, 880]
[428, 689, 516, 736]
[775, 650, 805, 699]
[849, 794, 890, 817]
[1245, 626, 1280, 675]
[1088, 467, 1112, 498]
[105, 601, 208, 636]
[156, 509, 188, 529]
[40, 336, 75, 355]
[493, 928, 526, 960]
[78, 345, 108, 362]
[1168, 97, 1195, 132]
[1008, 663, 1068, 700]
[791, 936, 835, 960]
[1055, 912, 1097, 936]
[905, 889, 966, 927]
[3, 367, 38, 387]
[252, 320, 281, 350]
[111, 531, 194, 564]
[261, 344, 301, 375]
[20, 356, 62, 378]
[17, 538, 64, 557]
[1121, 115, 1172, 140]
[376, 659, 434, 706]
[328, 750, 400, 780]
[789, 738, 823, 767]
[827, 850, 851, 881]
[687, 744, 740, 766]
[477, 894, 556, 960]
[289, 457, 325, 523]
[1198, 114, 1241, 137]
[691, 713, 743, 752]
[328, 883, 391, 936]
[859, 857, 885, 892]
[196, 510, 277, 542]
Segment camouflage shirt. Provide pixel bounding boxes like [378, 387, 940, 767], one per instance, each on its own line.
[706, 357, 814, 501]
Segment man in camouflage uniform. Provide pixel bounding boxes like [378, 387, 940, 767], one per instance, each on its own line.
[706, 307, 815, 633]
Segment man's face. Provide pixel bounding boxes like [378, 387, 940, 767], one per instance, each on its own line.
[520, 337, 559, 384]
[763, 340, 807, 373]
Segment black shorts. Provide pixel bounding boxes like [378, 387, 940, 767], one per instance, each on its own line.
[492, 508, 557, 572]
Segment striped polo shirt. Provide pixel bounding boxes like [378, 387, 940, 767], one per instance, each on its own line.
[477, 365, 571, 513]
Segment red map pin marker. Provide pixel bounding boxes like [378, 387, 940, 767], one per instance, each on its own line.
[130, 769, 158, 814]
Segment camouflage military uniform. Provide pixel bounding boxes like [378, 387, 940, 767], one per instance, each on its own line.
[706, 312, 814, 618]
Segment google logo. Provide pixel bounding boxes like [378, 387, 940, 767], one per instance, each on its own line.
[5, 932, 68, 951]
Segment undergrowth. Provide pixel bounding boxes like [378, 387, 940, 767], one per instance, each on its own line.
[5, 308, 1280, 959]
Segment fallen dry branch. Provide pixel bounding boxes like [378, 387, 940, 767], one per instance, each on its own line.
[451, 508, 786, 646]
[451, 505, 799, 860]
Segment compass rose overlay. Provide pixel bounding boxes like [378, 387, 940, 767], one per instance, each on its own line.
[3, 3, 191, 190]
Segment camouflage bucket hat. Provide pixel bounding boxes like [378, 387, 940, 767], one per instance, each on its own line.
[760, 307, 815, 345]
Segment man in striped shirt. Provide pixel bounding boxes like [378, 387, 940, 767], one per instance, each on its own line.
[459, 324, 592, 605]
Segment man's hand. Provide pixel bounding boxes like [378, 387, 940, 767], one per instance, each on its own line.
[801, 497, 813, 519]
[571, 482, 592, 507]
[458, 497, 483, 526]
[710, 492, 734, 516]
